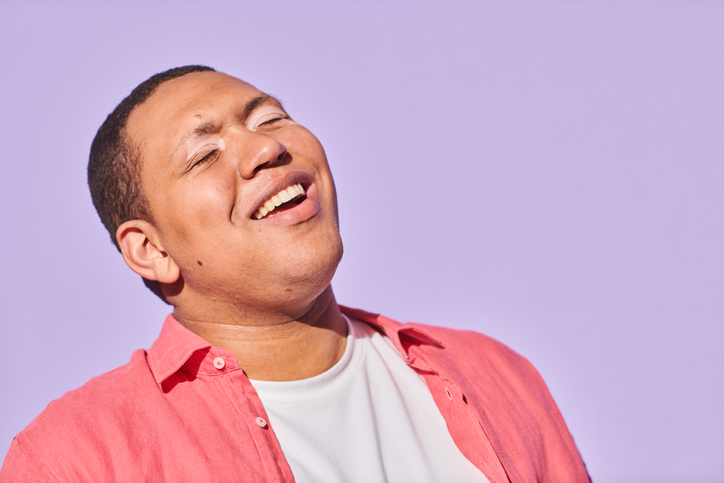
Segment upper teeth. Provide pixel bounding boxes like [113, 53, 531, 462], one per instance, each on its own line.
[254, 183, 305, 219]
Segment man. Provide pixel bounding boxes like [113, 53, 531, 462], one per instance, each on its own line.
[1, 66, 589, 482]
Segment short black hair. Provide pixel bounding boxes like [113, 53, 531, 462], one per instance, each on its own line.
[88, 65, 216, 302]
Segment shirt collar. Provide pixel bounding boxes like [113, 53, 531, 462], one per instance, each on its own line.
[339, 305, 443, 354]
[146, 306, 443, 387]
[147, 314, 211, 387]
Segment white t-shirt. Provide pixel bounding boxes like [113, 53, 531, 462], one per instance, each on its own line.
[249, 316, 489, 483]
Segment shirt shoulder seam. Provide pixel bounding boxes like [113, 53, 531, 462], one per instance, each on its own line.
[15, 432, 63, 483]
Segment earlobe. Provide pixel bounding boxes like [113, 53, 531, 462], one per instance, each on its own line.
[116, 220, 180, 284]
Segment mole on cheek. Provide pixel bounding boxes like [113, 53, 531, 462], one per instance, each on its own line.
[197, 260, 203, 266]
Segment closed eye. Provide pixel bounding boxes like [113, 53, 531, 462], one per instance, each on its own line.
[257, 114, 289, 127]
[186, 148, 220, 173]
[250, 103, 292, 129]
[262, 116, 284, 125]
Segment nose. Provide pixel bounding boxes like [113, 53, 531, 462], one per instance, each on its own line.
[237, 133, 288, 180]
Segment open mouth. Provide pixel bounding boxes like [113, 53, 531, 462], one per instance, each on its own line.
[252, 183, 307, 220]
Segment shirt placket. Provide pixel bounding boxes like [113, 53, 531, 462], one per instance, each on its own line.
[208, 351, 296, 483]
[404, 350, 510, 483]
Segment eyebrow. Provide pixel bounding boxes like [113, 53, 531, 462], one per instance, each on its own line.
[243, 94, 275, 118]
[182, 121, 222, 144]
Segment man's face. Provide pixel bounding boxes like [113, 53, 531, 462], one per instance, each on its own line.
[125, 71, 343, 313]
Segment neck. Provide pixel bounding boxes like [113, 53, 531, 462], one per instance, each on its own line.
[172, 285, 347, 381]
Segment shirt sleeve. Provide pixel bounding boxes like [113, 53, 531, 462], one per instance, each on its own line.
[1, 434, 62, 483]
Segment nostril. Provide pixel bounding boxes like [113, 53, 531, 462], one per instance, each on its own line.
[275, 148, 291, 167]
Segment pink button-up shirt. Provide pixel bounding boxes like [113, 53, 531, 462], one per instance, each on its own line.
[1, 306, 590, 482]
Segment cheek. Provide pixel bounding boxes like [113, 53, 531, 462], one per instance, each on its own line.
[282, 126, 328, 162]
[166, 173, 237, 239]
[283, 129, 336, 195]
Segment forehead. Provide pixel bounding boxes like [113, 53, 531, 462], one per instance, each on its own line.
[125, 71, 264, 153]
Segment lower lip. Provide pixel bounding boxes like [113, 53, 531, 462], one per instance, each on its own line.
[253, 184, 320, 225]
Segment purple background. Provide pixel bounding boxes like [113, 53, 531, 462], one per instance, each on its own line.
[1, 2, 723, 481]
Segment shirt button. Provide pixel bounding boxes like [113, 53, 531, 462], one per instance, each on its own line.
[445, 387, 453, 400]
[255, 417, 268, 428]
[213, 357, 226, 370]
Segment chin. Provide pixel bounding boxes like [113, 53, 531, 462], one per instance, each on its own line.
[281, 234, 343, 298]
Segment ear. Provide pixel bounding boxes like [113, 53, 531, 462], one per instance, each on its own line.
[116, 220, 180, 284]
